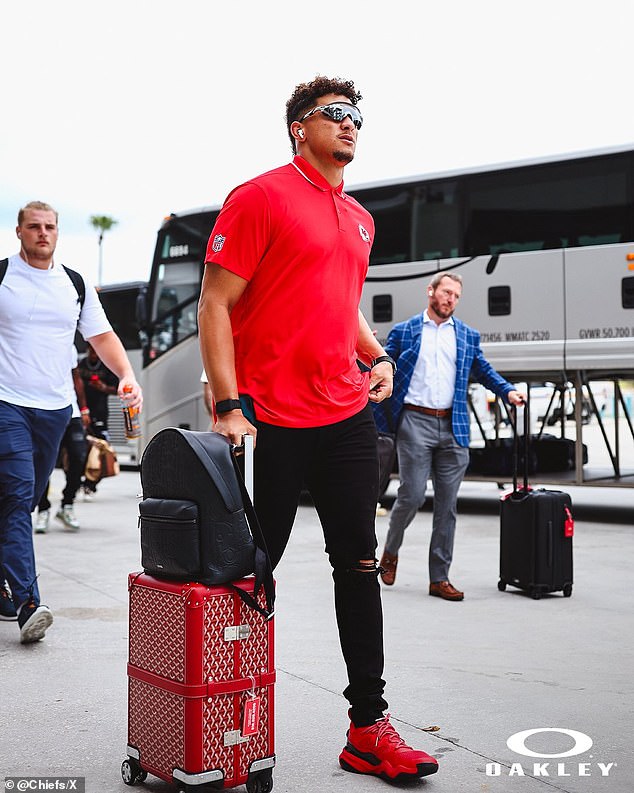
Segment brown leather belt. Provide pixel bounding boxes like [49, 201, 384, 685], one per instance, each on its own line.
[403, 404, 452, 418]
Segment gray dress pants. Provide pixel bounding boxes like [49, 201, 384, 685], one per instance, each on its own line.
[384, 410, 470, 582]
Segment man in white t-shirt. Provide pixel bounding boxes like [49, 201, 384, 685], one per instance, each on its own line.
[0, 201, 143, 644]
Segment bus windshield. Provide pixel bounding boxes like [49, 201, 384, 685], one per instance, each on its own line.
[97, 281, 146, 350]
[145, 209, 219, 361]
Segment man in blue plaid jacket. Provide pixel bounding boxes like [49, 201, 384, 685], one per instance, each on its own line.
[374, 272, 524, 600]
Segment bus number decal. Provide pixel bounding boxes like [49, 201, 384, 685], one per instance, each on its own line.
[579, 327, 633, 339]
[169, 244, 189, 258]
[480, 331, 550, 343]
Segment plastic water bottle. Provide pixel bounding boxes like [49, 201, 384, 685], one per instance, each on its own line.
[122, 384, 142, 439]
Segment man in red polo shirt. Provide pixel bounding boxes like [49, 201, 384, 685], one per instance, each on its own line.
[198, 76, 439, 782]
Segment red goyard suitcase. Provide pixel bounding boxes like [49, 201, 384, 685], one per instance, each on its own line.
[123, 572, 275, 792]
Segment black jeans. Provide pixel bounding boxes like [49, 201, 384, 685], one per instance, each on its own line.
[253, 405, 387, 726]
[38, 417, 88, 510]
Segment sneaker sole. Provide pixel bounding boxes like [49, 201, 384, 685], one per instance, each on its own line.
[339, 747, 438, 780]
[56, 517, 80, 532]
[0, 614, 18, 622]
[20, 610, 53, 644]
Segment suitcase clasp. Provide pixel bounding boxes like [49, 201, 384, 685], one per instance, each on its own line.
[224, 624, 251, 642]
[224, 729, 250, 746]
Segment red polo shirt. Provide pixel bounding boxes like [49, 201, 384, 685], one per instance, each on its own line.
[204, 155, 374, 428]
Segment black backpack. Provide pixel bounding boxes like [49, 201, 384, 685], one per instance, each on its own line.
[139, 428, 274, 618]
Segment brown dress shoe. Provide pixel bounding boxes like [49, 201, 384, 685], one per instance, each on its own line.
[429, 581, 464, 601]
[379, 551, 398, 586]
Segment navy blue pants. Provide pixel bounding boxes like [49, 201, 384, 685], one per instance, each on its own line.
[0, 401, 71, 608]
[253, 405, 388, 726]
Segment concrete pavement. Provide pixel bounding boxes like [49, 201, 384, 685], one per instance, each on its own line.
[1, 469, 632, 793]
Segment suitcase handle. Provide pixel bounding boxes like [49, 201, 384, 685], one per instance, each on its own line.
[231, 434, 255, 501]
[512, 399, 530, 495]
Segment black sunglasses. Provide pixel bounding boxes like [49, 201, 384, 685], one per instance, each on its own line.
[299, 102, 363, 130]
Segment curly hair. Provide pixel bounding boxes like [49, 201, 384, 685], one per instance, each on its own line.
[285, 75, 362, 153]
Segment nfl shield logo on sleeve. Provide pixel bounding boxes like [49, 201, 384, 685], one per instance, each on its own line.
[212, 234, 226, 252]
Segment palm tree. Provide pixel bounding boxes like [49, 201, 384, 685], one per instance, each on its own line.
[89, 215, 118, 284]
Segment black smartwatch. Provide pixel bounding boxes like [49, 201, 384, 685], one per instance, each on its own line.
[371, 355, 397, 374]
[215, 398, 242, 414]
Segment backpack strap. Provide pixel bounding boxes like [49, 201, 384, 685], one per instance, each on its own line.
[62, 265, 86, 308]
[0, 258, 85, 311]
[180, 430, 243, 513]
[179, 430, 275, 619]
[229, 448, 276, 620]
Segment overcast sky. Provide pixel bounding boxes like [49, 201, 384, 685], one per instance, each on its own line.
[2, 0, 632, 286]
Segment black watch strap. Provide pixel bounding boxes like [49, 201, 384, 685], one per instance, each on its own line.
[215, 398, 242, 415]
[371, 355, 397, 374]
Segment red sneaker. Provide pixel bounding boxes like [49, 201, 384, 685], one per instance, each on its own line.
[339, 713, 439, 780]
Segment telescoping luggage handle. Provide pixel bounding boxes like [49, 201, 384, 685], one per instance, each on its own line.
[229, 434, 275, 620]
[512, 399, 530, 496]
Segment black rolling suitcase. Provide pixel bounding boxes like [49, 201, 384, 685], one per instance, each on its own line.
[498, 403, 574, 600]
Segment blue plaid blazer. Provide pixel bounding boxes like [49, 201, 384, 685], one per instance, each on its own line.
[372, 313, 514, 448]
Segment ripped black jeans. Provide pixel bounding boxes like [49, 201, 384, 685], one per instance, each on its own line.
[253, 405, 387, 726]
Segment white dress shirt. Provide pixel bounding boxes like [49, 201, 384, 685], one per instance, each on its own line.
[404, 310, 457, 409]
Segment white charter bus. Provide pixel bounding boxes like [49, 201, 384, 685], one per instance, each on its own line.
[137, 145, 634, 485]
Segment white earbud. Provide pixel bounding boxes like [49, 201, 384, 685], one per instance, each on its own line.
[298, 129, 304, 139]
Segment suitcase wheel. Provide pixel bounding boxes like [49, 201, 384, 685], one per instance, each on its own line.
[497, 579, 507, 592]
[563, 583, 573, 598]
[530, 588, 542, 600]
[246, 767, 273, 793]
[121, 758, 147, 786]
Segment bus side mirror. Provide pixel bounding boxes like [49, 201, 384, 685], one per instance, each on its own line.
[486, 254, 500, 275]
[136, 287, 148, 329]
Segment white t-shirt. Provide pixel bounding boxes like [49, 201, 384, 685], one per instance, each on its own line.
[0, 254, 112, 409]
[70, 346, 80, 418]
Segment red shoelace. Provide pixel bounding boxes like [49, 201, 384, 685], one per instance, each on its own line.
[370, 715, 409, 749]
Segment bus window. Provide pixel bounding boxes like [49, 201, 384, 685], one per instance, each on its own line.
[145, 209, 219, 360]
[413, 181, 460, 260]
[152, 259, 201, 322]
[358, 186, 413, 265]
[149, 261, 200, 357]
[464, 155, 632, 256]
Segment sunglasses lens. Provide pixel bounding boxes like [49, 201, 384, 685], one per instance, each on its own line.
[324, 103, 363, 129]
